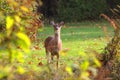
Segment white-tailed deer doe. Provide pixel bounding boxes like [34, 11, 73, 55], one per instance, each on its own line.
[44, 21, 64, 68]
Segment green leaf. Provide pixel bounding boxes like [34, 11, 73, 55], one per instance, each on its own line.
[79, 51, 87, 57]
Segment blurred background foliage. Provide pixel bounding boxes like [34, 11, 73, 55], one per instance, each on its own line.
[0, 0, 42, 79]
[38, 0, 120, 22]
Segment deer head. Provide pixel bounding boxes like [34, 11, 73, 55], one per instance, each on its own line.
[50, 21, 64, 32]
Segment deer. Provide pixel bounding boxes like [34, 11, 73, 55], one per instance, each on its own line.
[44, 21, 64, 68]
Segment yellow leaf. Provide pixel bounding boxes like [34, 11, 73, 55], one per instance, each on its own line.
[60, 48, 69, 56]
[16, 32, 30, 46]
[20, 6, 29, 12]
[66, 66, 73, 75]
[17, 52, 24, 63]
[13, 1, 18, 7]
[6, 16, 14, 30]
[16, 32, 31, 53]
[81, 72, 89, 79]
[60, 51, 66, 56]
[94, 58, 101, 67]
[14, 15, 21, 23]
[17, 67, 25, 74]
[81, 61, 89, 71]
[18, 12, 22, 16]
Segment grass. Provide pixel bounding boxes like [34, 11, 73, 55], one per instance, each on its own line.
[24, 20, 113, 68]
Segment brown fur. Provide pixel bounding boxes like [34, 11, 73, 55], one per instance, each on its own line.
[44, 21, 64, 68]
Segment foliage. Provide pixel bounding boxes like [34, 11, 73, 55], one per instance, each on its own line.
[38, 0, 58, 19]
[101, 6, 120, 65]
[111, 55, 120, 79]
[39, 0, 119, 22]
[0, 0, 41, 79]
[106, 0, 120, 9]
[38, 0, 109, 22]
[57, 0, 108, 22]
[99, 5, 120, 80]
[0, 0, 11, 32]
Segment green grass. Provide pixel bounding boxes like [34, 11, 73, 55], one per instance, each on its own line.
[24, 21, 114, 67]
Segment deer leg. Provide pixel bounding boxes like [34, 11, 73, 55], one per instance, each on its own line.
[46, 49, 50, 64]
[51, 55, 54, 60]
[56, 54, 59, 68]
[50, 54, 54, 64]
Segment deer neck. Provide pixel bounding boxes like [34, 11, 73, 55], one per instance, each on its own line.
[54, 30, 61, 45]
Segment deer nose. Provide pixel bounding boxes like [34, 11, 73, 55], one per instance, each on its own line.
[56, 27, 59, 30]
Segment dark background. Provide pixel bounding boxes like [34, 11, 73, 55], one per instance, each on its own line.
[36, 0, 120, 22]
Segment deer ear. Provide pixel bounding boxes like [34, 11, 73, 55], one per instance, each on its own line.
[50, 21, 55, 26]
[60, 21, 64, 26]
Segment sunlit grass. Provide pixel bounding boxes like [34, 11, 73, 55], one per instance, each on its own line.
[24, 21, 113, 67]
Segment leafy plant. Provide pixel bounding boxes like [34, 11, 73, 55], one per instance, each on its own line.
[0, 0, 41, 79]
[98, 5, 120, 80]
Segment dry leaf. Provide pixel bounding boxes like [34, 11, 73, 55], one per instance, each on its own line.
[38, 62, 43, 66]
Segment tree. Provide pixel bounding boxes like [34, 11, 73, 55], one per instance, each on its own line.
[58, 0, 109, 22]
[100, 5, 120, 79]
[38, 0, 58, 20]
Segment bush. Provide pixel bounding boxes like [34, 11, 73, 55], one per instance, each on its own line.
[0, 0, 41, 79]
